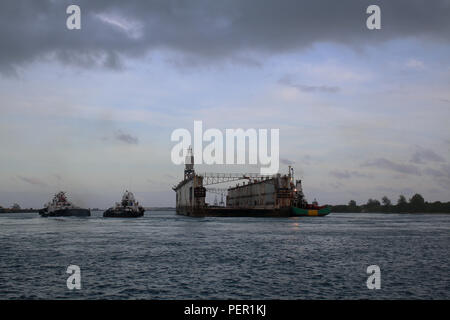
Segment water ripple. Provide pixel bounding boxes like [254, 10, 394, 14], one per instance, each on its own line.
[0, 211, 448, 299]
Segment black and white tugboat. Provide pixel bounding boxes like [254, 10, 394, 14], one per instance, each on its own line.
[103, 190, 145, 218]
[39, 192, 91, 217]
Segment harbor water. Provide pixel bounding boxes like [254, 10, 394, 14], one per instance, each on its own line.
[0, 211, 448, 299]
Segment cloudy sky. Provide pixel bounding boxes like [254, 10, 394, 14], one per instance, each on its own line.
[1, 0, 449, 208]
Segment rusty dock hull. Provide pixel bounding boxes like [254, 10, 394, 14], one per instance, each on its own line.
[176, 206, 292, 217]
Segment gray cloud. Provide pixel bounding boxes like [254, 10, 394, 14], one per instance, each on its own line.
[330, 170, 351, 179]
[146, 178, 167, 185]
[329, 170, 371, 179]
[280, 158, 295, 165]
[114, 130, 138, 144]
[296, 85, 340, 93]
[411, 147, 445, 164]
[53, 174, 63, 182]
[279, 75, 340, 93]
[301, 155, 312, 165]
[424, 165, 450, 189]
[163, 174, 177, 180]
[330, 181, 344, 189]
[361, 158, 421, 175]
[424, 164, 450, 179]
[1, 0, 450, 74]
[423, 167, 442, 178]
[374, 186, 415, 197]
[17, 176, 47, 187]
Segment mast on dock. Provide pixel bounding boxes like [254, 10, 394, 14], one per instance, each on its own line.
[184, 146, 195, 180]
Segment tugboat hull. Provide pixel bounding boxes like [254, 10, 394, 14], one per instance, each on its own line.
[291, 206, 331, 217]
[39, 208, 91, 217]
[176, 206, 292, 217]
[103, 208, 144, 218]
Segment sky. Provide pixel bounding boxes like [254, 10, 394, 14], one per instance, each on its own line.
[0, 0, 449, 208]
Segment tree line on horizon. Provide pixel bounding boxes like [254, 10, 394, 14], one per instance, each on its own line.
[331, 194, 450, 213]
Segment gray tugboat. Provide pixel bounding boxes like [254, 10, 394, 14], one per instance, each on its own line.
[39, 192, 90, 217]
[103, 190, 145, 218]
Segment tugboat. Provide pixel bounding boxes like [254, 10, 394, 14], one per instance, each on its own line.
[291, 199, 331, 216]
[39, 192, 91, 217]
[291, 177, 331, 217]
[103, 190, 145, 218]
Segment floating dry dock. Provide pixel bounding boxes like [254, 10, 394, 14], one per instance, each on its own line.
[173, 148, 330, 217]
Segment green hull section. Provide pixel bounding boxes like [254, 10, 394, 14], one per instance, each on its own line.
[291, 206, 331, 217]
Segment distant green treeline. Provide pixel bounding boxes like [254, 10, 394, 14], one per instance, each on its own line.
[331, 194, 450, 213]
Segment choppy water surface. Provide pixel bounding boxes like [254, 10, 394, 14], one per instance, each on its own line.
[0, 211, 448, 299]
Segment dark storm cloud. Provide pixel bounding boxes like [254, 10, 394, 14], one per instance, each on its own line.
[410, 147, 446, 164]
[114, 130, 138, 144]
[1, 0, 450, 73]
[361, 158, 421, 175]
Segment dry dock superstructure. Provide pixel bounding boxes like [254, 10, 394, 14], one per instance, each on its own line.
[173, 148, 330, 217]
